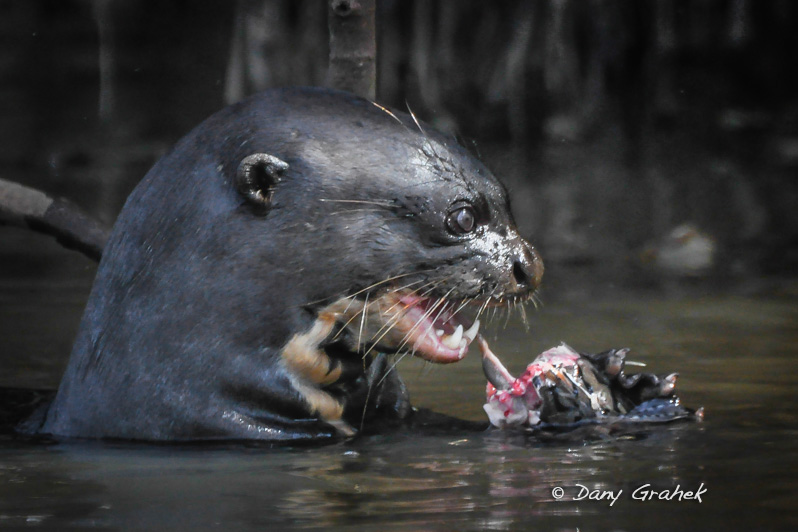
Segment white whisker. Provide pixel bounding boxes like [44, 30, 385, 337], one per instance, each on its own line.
[476, 298, 491, 321]
[503, 300, 512, 329]
[518, 300, 529, 330]
[319, 198, 395, 207]
[376, 351, 410, 388]
[329, 208, 387, 216]
[394, 288, 449, 353]
[370, 101, 407, 128]
[451, 297, 473, 318]
[357, 292, 369, 352]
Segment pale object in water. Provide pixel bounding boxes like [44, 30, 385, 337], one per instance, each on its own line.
[479, 338, 703, 430]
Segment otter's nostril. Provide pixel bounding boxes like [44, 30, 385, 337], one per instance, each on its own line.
[511, 242, 543, 291]
[512, 260, 530, 288]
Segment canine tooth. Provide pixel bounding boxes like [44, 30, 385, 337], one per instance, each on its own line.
[458, 343, 467, 359]
[464, 320, 480, 342]
[441, 324, 464, 349]
[436, 329, 445, 337]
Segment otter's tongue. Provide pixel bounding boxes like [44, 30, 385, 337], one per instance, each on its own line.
[398, 295, 480, 363]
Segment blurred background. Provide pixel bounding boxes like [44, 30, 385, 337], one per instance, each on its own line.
[2, 0, 797, 281]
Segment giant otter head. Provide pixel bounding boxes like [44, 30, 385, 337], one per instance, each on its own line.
[40, 87, 542, 441]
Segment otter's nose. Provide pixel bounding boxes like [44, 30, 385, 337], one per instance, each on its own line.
[510, 239, 544, 293]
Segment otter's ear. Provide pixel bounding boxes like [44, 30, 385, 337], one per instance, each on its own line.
[235, 153, 289, 212]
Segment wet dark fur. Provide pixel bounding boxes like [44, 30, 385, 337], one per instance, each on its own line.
[37, 87, 539, 441]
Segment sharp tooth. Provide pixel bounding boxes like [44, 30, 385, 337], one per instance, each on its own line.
[458, 343, 467, 359]
[464, 320, 480, 342]
[436, 329, 445, 337]
[441, 324, 464, 349]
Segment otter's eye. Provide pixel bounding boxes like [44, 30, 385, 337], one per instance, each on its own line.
[447, 206, 476, 235]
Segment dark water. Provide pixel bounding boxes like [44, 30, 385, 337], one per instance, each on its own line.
[2, 3, 797, 529]
[1, 244, 796, 531]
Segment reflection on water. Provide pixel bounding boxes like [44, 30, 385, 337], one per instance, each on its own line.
[1, 262, 796, 530]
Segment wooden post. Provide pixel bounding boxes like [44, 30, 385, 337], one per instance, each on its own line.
[326, 0, 377, 100]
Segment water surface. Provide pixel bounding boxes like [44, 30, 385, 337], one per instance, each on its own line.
[1, 259, 795, 531]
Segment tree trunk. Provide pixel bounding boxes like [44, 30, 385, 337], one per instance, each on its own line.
[326, 0, 377, 100]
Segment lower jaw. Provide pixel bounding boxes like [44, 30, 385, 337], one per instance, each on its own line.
[357, 295, 482, 363]
[318, 289, 495, 364]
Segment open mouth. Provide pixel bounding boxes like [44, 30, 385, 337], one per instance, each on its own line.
[393, 293, 481, 363]
[325, 289, 484, 364]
